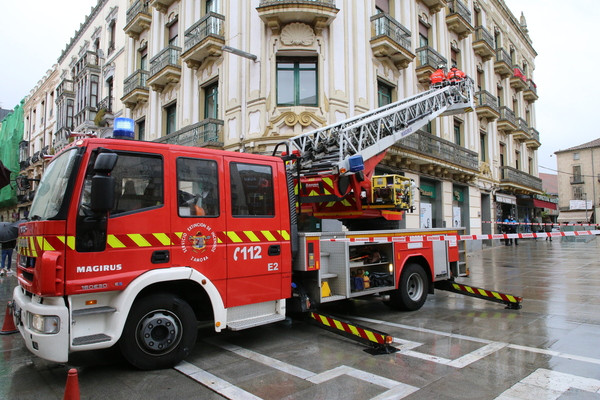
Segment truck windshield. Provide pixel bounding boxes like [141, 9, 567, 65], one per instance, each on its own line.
[29, 148, 80, 220]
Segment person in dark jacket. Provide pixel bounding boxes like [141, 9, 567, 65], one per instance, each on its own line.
[1, 238, 16, 275]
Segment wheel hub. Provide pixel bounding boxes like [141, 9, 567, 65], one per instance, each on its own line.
[138, 311, 180, 354]
[406, 273, 424, 301]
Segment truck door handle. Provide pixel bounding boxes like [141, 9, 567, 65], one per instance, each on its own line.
[151, 250, 170, 264]
[268, 245, 281, 256]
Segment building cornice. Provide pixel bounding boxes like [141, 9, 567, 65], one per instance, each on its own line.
[58, 0, 109, 64]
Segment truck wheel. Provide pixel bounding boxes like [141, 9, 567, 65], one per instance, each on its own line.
[388, 263, 428, 311]
[119, 293, 197, 370]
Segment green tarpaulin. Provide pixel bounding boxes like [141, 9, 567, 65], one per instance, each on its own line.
[0, 100, 25, 208]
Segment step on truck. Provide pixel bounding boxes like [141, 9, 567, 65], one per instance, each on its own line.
[11, 79, 514, 370]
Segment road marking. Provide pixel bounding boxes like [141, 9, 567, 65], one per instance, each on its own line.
[352, 316, 600, 367]
[495, 368, 600, 399]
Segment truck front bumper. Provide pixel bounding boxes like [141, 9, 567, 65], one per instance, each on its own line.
[12, 286, 70, 363]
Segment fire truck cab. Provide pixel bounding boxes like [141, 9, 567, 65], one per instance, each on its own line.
[13, 138, 293, 369]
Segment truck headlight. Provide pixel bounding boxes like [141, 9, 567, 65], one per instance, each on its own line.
[29, 313, 60, 334]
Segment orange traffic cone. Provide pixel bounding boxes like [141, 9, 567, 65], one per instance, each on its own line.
[0, 302, 18, 335]
[63, 368, 81, 400]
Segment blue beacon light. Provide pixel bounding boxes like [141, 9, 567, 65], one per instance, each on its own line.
[113, 117, 135, 140]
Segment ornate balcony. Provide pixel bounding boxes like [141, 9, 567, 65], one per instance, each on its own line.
[446, 0, 473, 39]
[472, 26, 494, 61]
[370, 13, 414, 70]
[256, 0, 339, 34]
[150, 0, 177, 13]
[494, 48, 512, 78]
[148, 45, 182, 92]
[155, 119, 224, 148]
[523, 79, 538, 102]
[181, 12, 225, 70]
[474, 90, 499, 120]
[124, 0, 152, 39]
[526, 127, 540, 149]
[510, 66, 528, 91]
[500, 166, 543, 193]
[512, 118, 530, 141]
[416, 46, 447, 83]
[121, 70, 149, 108]
[56, 79, 74, 98]
[421, 0, 446, 14]
[74, 51, 100, 77]
[394, 129, 479, 180]
[497, 106, 517, 132]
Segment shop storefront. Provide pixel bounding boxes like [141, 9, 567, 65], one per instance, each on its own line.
[419, 180, 439, 229]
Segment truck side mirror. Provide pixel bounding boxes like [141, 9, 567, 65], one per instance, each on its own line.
[90, 152, 118, 213]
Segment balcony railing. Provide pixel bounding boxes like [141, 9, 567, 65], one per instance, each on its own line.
[126, 0, 150, 25]
[524, 79, 538, 102]
[396, 129, 479, 171]
[369, 13, 414, 69]
[123, 70, 149, 97]
[98, 96, 113, 114]
[500, 166, 543, 191]
[474, 90, 499, 112]
[156, 119, 224, 147]
[448, 0, 471, 22]
[529, 127, 539, 143]
[371, 13, 411, 51]
[472, 26, 494, 60]
[570, 175, 584, 185]
[259, 0, 336, 5]
[499, 106, 516, 126]
[150, 45, 181, 77]
[184, 12, 225, 53]
[56, 79, 74, 97]
[257, 0, 338, 33]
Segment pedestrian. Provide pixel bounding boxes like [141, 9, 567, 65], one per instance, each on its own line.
[533, 214, 542, 240]
[1, 238, 16, 275]
[544, 217, 553, 241]
[503, 215, 512, 245]
[510, 215, 518, 245]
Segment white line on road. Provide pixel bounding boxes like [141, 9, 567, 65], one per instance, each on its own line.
[495, 368, 600, 399]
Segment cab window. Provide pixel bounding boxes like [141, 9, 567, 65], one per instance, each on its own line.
[230, 162, 274, 217]
[177, 157, 219, 217]
[111, 153, 164, 215]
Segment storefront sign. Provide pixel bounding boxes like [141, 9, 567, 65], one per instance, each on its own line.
[495, 193, 516, 205]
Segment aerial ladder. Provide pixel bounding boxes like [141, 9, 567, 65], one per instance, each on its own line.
[276, 78, 475, 222]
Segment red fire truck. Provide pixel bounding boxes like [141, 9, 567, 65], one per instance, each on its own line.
[11, 79, 508, 370]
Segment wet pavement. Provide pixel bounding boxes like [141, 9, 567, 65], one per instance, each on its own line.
[1, 238, 600, 399]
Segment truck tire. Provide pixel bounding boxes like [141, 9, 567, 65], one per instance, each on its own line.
[388, 263, 428, 311]
[119, 293, 197, 370]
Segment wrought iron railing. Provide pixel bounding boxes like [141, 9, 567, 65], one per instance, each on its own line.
[370, 13, 412, 51]
[526, 79, 537, 94]
[397, 129, 479, 171]
[150, 45, 182, 77]
[123, 70, 149, 97]
[416, 46, 447, 69]
[184, 12, 225, 52]
[474, 90, 499, 113]
[98, 96, 113, 114]
[126, 0, 151, 24]
[516, 118, 528, 132]
[474, 26, 494, 48]
[499, 106, 516, 126]
[447, 0, 472, 24]
[500, 166, 543, 191]
[495, 48, 511, 65]
[529, 127, 539, 143]
[156, 119, 224, 147]
[258, 0, 336, 6]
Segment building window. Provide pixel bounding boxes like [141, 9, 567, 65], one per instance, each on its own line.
[528, 157, 533, 174]
[66, 99, 74, 129]
[477, 69, 484, 91]
[139, 46, 148, 70]
[276, 58, 318, 106]
[419, 21, 429, 47]
[480, 132, 486, 162]
[165, 103, 177, 135]
[206, 0, 217, 13]
[453, 120, 462, 146]
[573, 152, 580, 160]
[168, 15, 179, 46]
[573, 186, 584, 200]
[515, 150, 520, 170]
[204, 81, 218, 119]
[494, 29, 501, 49]
[137, 118, 145, 141]
[499, 142, 505, 166]
[573, 165, 582, 181]
[90, 75, 99, 109]
[108, 20, 116, 54]
[106, 77, 114, 112]
[497, 86, 504, 107]
[377, 81, 393, 107]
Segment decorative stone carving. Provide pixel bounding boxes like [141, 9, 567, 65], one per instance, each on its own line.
[281, 23, 315, 46]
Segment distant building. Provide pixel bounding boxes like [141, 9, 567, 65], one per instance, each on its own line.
[0, 108, 12, 122]
[555, 138, 600, 224]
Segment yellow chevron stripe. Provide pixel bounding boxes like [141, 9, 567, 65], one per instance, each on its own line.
[227, 231, 243, 243]
[506, 295, 516, 303]
[153, 233, 172, 246]
[333, 320, 344, 331]
[107, 235, 126, 248]
[67, 236, 75, 250]
[244, 231, 261, 242]
[175, 232, 183, 239]
[279, 230, 290, 240]
[365, 330, 377, 343]
[349, 324, 360, 337]
[29, 236, 38, 257]
[42, 238, 55, 251]
[319, 315, 330, 327]
[478, 288, 488, 297]
[262, 231, 276, 241]
[465, 286, 475, 294]
[128, 233, 152, 247]
[492, 291, 503, 300]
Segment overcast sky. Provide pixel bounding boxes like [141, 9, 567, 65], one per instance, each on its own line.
[1, 0, 596, 175]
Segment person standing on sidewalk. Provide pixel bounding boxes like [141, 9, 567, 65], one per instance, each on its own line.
[544, 216, 553, 241]
[1, 238, 16, 275]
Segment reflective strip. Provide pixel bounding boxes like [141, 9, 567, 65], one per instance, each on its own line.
[128, 233, 152, 247]
[261, 231, 276, 241]
[244, 231, 261, 242]
[279, 230, 290, 241]
[107, 235, 126, 249]
[153, 233, 172, 246]
[226, 231, 243, 243]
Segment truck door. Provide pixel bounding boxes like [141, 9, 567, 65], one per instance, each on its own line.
[224, 157, 287, 307]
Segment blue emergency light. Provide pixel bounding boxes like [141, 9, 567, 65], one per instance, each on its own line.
[113, 117, 135, 139]
[348, 155, 365, 173]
